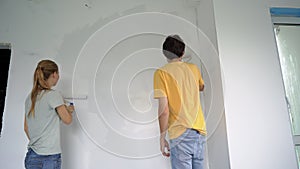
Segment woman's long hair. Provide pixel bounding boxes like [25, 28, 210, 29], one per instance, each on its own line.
[28, 60, 58, 117]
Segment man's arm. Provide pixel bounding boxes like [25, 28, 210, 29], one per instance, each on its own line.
[200, 84, 204, 91]
[158, 97, 170, 157]
[197, 66, 204, 91]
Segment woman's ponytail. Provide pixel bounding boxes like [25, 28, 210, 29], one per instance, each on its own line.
[28, 60, 58, 117]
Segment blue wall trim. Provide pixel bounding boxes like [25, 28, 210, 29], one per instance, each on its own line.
[270, 8, 300, 17]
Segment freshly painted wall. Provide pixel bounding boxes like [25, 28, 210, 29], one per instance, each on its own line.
[213, 0, 300, 169]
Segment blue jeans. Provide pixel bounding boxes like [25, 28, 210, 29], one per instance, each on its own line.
[25, 148, 61, 169]
[170, 129, 206, 169]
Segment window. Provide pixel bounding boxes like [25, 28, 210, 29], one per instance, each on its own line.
[271, 7, 300, 169]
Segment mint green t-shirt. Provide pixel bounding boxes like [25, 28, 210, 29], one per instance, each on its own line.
[25, 90, 64, 155]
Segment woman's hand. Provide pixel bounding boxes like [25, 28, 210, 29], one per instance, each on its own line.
[67, 105, 75, 113]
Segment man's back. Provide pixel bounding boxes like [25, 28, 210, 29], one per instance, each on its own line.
[154, 61, 206, 139]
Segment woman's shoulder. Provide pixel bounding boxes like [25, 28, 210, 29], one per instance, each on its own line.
[44, 89, 62, 97]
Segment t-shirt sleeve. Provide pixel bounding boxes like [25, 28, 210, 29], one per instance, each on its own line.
[153, 69, 167, 98]
[48, 90, 65, 109]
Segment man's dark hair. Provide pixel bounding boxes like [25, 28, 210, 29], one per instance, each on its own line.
[162, 35, 185, 60]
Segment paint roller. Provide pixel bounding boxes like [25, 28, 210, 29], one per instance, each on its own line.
[63, 95, 88, 105]
[63, 95, 88, 100]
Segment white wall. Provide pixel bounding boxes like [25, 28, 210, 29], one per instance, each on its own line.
[4, 0, 299, 168]
[213, 0, 300, 169]
[0, 0, 229, 169]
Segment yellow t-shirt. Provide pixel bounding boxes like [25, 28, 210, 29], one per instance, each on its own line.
[153, 62, 206, 139]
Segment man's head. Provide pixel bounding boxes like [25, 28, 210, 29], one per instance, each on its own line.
[162, 35, 185, 60]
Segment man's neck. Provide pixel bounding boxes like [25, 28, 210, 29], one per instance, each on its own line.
[168, 57, 182, 63]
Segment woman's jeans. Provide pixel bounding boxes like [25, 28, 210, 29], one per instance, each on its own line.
[25, 148, 61, 169]
[170, 129, 206, 169]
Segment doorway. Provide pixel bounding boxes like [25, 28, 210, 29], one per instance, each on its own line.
[0, 44, 11, 136]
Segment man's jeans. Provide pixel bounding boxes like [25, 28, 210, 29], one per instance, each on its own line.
[25, 148, 61, 169]
[170, 129, 206, 169]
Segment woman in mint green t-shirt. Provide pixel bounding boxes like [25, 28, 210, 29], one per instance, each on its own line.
[24, 59, 74, 169]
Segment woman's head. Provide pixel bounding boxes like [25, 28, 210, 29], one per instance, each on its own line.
[34, 60, 59, 89]
[28, 59, 59, 117]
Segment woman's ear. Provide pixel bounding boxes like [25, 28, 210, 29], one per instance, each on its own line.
[53, 71, 59, 77]
[51, 72, 56, 78]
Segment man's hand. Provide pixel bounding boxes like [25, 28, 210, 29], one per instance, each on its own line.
[160, 137, 170, 157]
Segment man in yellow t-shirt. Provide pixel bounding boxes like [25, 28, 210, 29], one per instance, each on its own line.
[154, 35, 206, 169]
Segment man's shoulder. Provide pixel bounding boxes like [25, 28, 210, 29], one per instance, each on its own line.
[156, 64, 169, 72]
[185, 62, 200, 70]
[154, 68, 164, 76]
[185, 62, 197, 67]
